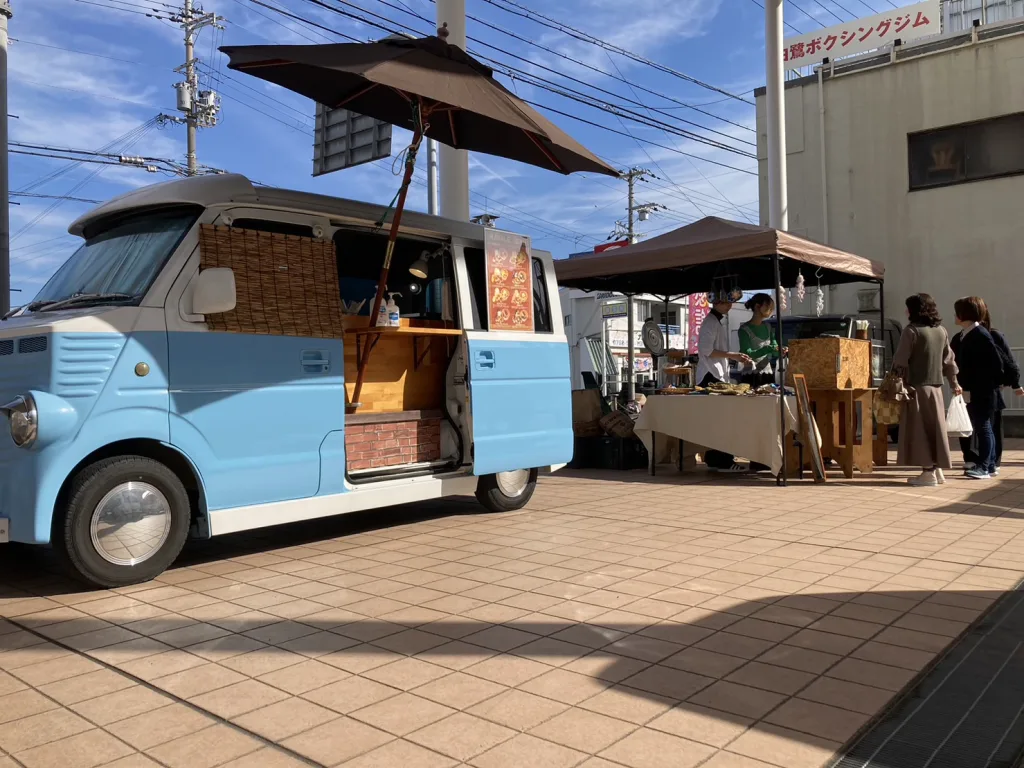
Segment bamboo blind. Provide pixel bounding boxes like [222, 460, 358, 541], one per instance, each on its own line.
[198, 224, 344, 339]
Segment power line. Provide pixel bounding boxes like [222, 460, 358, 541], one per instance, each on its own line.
[281, 0, 758, 169]
[476, 0, 754, 105]
[10, 192, 103, 204]
[372, 0, 756, 137]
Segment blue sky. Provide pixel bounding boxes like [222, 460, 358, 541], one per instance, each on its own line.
[8, 0, 886, 301]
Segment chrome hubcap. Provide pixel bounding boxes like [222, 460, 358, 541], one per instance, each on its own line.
[495, 469, 530, 498]
[89, 482, 172, 566]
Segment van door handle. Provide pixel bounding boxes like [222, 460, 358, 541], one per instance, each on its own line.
[475, 351, 495, 370]
[301, 350, 330, 374]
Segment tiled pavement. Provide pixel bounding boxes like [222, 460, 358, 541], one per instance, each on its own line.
[3, 449, 1024, 768]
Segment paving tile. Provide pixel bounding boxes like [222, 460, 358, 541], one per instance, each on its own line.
[579, 686, 677, 725]
[413, 672, 507, 710]
[0, 708, 93, 753]
[620, 665, 714, 700]
[71, 686, 172, 726]
[284, 717, 395, 765]
[14, 728, 135, 768]
[337, 738, 457, 768]
[470, 733, 586, 768]
[146, 724, 262, 768]
[117, 650, 206, 682]
[190, 679, 290, 718]
[351, 692, 456, 736]
[234, 698, 340, 741]
[407, 712, 515, 762]
[687, 681, 787, 720]
[303, 675, 401, 714]
[464, 655, 551, 687]
[518, 668, 611, 705]
[725, 662, 816, 696]
[599, 728, 717, 768]
[10, 654, 102, 687]
[106, 703, 216, 750]
[530, 707, 637, 752]
[217, 748, 311, 768]
[797, 675, 896, 715]
[468, 689, 569, 731]
[763, 698, 870, 743]
[151, 662, 247, 698]
[648, 703, 753, 748]
[0, 689, 59, 724]
[362, 657, 451, 691]
[700, 753, 778, 768]
[825, 657, 917, 692]
[37, 668, 135, 705]
[727, 724, 840, 768]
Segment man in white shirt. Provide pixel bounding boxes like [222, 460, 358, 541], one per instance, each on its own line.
[696, 298, 752, 472]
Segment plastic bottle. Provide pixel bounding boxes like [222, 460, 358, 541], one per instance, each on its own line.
[386, 292, 402, 327]
[376, 289, 389, 327]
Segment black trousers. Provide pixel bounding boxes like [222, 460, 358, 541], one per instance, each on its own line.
[959, 409, 1003, 467]
[699, 372, 770, 472]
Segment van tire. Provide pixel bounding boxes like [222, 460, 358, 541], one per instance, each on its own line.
[53, 456, 191, 589]
[475, 469, 538, 513]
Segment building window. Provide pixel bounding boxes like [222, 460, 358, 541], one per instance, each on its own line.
[908, 112, 1024, 191]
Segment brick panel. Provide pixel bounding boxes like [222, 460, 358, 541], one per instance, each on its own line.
[345, 417, 442, 471]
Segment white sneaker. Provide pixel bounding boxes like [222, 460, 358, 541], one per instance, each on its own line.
[908, 470, 938, 487]
[965, 468, 992, 480]
[936, 468, 945, 485]
[992, 466, 1001, 477]
[717, 463, 749, 474]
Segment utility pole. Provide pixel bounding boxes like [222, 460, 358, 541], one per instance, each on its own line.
[622, 167, 661, 401]
[765, 0, 788, 230]
[0, 0, 11, 317]
[427, 139, 438, 216]
[172, 0, 222, 176]
[435, 6, 469, 221]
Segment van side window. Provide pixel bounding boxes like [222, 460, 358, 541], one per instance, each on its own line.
[532, 258, 553, 333]
[230, 219, 315, 238]
[463, 247, 488, 330]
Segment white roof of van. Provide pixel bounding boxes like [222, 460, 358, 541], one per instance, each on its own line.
[66, 173, 497, 247]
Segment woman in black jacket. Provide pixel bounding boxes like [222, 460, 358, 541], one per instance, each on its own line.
[951, 297, 1005, 480]
[982, 307, 1024, 473]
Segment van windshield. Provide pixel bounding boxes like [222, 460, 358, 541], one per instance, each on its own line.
[30, 207, 200, 312]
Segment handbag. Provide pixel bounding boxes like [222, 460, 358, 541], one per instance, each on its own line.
[946, 394, 973, 438]
[874, 371, 908, 425]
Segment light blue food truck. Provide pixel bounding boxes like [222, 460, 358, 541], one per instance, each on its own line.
[0, 174, 572, 587]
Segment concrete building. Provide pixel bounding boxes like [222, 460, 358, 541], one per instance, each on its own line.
[755, 15, 1024, 419]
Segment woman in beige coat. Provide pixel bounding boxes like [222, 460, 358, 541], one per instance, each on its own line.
[891, 294, 960, 487]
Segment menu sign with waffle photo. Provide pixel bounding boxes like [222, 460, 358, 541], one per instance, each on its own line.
[484, 229, 534, 332]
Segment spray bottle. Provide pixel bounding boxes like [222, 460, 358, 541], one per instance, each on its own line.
[386, 292, 402, 327]
[375, 287, 389, 327]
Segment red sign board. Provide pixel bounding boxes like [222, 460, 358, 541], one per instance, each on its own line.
[484, 229, 534, 332]
[687, 293, 710, 354]
[594, 239, 630, 253]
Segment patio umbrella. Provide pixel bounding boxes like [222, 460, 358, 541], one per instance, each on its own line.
[221, 30, 618, 410]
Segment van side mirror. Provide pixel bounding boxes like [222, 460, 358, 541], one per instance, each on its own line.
[192, 268, 236, 315]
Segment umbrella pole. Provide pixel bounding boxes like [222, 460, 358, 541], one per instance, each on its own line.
[348, 129, 424, 412]
[774, 253, 788, 487]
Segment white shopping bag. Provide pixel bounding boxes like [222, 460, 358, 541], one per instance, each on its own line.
[946, 395, 973, 438]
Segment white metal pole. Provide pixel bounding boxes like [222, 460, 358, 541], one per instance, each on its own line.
[426, 138, 439, 216]
[765, 0, 788, 230]
[0, 1, 10, 317]
[626, 173, 636, 402]
[436, 0, 470, 221]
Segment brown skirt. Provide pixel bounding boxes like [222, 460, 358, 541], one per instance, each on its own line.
[897, 385, 952, 469]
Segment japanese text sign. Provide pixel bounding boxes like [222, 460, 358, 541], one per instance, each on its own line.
[782, 0, 939, 71]
[484, 229, 535, 332]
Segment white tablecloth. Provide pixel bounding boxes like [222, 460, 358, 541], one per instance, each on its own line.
[634, 394, 799, 475]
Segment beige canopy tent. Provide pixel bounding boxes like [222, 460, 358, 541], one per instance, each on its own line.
[555, 217, 884, 295]
[556, 216, 886, 486]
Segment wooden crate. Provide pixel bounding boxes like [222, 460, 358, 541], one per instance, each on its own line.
[786, 338, 870, 390]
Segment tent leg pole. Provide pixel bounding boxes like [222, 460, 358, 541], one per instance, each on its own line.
[774, 253, 787, 487]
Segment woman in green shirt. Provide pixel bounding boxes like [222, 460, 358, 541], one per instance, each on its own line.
[738, 293, 784, 387]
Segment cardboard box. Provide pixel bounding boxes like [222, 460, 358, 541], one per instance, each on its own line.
[786, 337, 871, 390]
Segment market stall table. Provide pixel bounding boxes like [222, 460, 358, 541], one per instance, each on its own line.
[634, 393, 799, 477]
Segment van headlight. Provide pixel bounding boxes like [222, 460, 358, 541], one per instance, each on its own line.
[2, 395, 38, 448]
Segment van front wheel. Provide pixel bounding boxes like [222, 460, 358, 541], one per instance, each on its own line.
[53, 456, 191, 589]
[475, 469, 538, 513]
